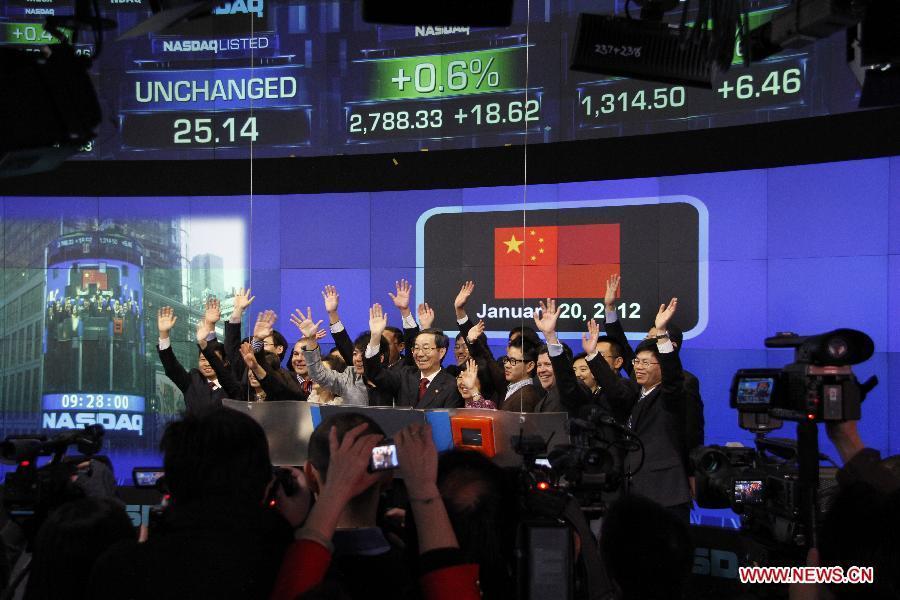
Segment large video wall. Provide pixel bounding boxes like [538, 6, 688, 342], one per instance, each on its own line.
[0, 0, 867, 159]
[2, 156, 899, 494]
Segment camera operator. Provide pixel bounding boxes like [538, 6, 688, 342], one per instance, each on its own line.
[600, 494, 694, 600]
[87, 408, 306, 599]
[789, 421, 900, 600]
[22, 497, 135, 600]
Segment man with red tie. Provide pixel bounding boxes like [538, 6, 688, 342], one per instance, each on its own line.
[363, 303, 463, 409]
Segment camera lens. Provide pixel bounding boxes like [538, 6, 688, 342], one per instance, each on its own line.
[827, 337, 848, 359]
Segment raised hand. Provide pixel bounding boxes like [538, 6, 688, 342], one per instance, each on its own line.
[252, 310, 277, 341]
[460, 359, 480, 394]
[322, 285, 340, 314]
[204, 297, 221, 325]
[369, 303, 388, 337]
[454, 280, 475, 312]
[290, 307, 324, 341]
[157, 306, 178, 338]
[417, 302, 435, 329]
[395, 423, 438, 497]
[273, 467, 312, 528]
[388, 279, 412, 315]
[240, 341, 260, 370]
[321, 423, 384, 503]
[196, 319, 212, 349]
[582, 318, 600, 356]
[533, 298, 561, 343]
[655, 297, 678, 333]
[232, 287, 255, 317]
[604, 274, 621, 312]
[466, 319, 485, 344]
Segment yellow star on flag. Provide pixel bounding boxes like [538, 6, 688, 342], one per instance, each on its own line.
[504, 235, 524, 254]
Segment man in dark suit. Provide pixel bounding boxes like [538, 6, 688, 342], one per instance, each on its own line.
[620, 298, 692, 521]
[363, 303, 462, 409]
[531, 299, 594, 416]
[156, 306, 240, 417]
[602, 276, 705, 482]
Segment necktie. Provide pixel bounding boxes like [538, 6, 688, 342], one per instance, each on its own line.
[302, 379, 312, 394]
[208, 380, 217, 391]
[418, 378, 429, 403]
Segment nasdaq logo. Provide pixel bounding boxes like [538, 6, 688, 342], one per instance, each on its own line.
[215, 0, 263, 18]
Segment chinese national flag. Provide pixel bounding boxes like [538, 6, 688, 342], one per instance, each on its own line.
[82, 270, 108, 290]
[494, 224, 620, 299]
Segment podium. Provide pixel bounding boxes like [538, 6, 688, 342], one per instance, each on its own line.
[223, 400, 569, 468]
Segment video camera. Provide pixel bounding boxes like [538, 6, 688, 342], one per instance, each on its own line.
[545, 411, 644, 518]
[731, 329, 877, 430]
[695, 328, 877, 559]
[1, 424, 106, 544]
[509, 430, 615, 600]
[692, 437, 839, 552]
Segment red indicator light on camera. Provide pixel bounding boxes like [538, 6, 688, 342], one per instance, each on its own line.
[19, 461, 30, 467]
[537, 481, 550, 491]
[269, 499, 277, 507]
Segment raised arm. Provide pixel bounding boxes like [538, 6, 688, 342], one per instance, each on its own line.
[292, 307, 347, 395]
[535, 299, 592, 414]
[602, 274, 635, 376]
[465, 319, 505, 402]
[197, 319, 240, 399]
[584, 319, 637, 421]
[226, 287, 255, 377]
[157, 306, 190, 393]
[363, 303, 401, 395]
[655, 298, 685, 393]
[322, 285, 355, 365]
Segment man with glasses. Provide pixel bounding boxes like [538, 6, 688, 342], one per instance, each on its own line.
[603, 275, 705, 496]
[363, 303, 463, 409]
[620, 298, 692, 521]
[499, 337, 542, 412]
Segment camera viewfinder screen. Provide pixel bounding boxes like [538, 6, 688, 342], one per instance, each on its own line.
[734, 480, 764, 505]
[371, 443, 399, 471]
[134, 470, 164, 487]
[735, 378, 775, 406]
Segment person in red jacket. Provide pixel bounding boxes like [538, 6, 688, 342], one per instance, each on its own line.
[270, 421, 480, 600]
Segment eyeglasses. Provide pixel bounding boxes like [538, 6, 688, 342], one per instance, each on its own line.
[631, 358, 659, 367]
[413, 345, 437, 354]
[501, 356, 525, 366]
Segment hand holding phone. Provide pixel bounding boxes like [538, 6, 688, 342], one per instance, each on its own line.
[368, 440, 399, 472]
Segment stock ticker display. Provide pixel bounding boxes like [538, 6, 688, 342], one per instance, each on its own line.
[1, 0, 865, 160]
[2, 155, 899, 483]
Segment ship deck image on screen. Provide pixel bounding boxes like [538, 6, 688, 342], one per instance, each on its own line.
[417, 197, 707, 340]
[41, 232, 146, 436]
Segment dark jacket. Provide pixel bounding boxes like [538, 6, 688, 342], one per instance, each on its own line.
[363, 353, 463, 409]
[500, 383, 543, 413]
[88, 499, 293, 600]
[331, 326, 400, 407]
[622, 350, 691, 508]
[604, 318, 705, 456]
[536, 348, 595, 416]
[157, 343, 240, 417]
